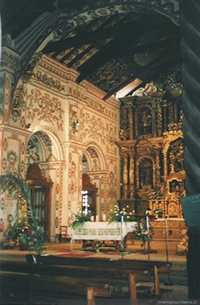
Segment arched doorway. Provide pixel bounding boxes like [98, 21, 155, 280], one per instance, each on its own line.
[25, 129, 64, 240]
[26, 163, 53, 239]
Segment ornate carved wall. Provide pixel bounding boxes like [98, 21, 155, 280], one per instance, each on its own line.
[0, 53, 120, 241]
[116, 81, 185, 218]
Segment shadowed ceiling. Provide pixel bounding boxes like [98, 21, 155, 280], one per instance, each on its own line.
[1, 0, 182, 100]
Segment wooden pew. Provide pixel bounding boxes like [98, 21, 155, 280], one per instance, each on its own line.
[0, 256, 172, 303]
[0, 266, 150, 300]
[26, 255, 171, 296]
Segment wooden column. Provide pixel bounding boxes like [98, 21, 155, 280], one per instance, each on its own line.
[129, 148, 135, 199]
[128, 104, 134, 140]
[122, 151, 128, 199]
[162, 100, 168, 132]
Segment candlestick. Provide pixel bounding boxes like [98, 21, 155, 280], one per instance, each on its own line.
[102, 214, 106, 221]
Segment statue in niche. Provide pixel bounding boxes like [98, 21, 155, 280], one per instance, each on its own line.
[139, 109, 152, 134]
[170, 180, 181, 197]
[139, 159, 153, 187]
[169, 140, 184, 172]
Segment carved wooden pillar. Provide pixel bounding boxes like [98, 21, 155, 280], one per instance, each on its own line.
[155, 150, 160, 186]
[134, 108, 139, 139]
[174, 103, 178, 124]
[129, 148, 135, 199]
[180, 0, 200, 299]
[128, 104, 134, 140]
[163, 152, 168, 179]
[168, 102, 174, 125]
[120, 105, 128, 140]
[122, 151, 128, 199]
[162, 100, 168, 132]
[157, 101, 163, 137]
[151, 103, 157, 136]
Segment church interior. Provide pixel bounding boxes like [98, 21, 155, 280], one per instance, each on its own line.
[0, 0, 200, 302]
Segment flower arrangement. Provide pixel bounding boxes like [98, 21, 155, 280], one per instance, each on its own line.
[132, 217, 154, 247]
[0, 171, 46, 254]
[8, 213, 46, 253]
[91, 239, 102, 251]
[109, 204, 136, 223]
[8, 218, 33, 245]
[71, 212, 93, 229]
[153, 207, 163, 218]
[148, 190, 163, 200]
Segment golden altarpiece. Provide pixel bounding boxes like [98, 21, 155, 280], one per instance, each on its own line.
[116, 83, 186, 240]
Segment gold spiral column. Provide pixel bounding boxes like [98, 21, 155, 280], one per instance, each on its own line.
[122, 150, 128, 199]
[129, 148, 135, 199]
[128, 104, 134, 140]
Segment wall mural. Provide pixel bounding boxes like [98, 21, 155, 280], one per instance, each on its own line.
[82, 111, 106, 144]
[26, 132, 52, 165]
[26, 88, 64, 130]
[11, 86, 25, 123]
[7, 151, 17, 172]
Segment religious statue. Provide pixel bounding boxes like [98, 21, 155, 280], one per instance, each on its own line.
[140, 109, 152, 134]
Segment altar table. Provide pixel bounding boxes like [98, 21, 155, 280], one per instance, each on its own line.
[71, 221, 137, 241]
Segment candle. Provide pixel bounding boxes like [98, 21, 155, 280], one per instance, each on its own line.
[90, 216, 94, 222]
[96, 215, 99, 222]
[102, 214, 106, 221]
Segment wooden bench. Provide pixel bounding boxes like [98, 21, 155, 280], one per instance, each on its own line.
[0, 255, 172, 304]
[28, 255, 171, 297]
[0, 267, 149, 304]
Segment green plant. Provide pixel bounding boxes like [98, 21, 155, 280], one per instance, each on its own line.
[71, 212, 93, 229]
[91, 239, 102, 250]
[0, 171, 46, 254]
[29, 213, 46, 254]
[132, 217, 154, 247]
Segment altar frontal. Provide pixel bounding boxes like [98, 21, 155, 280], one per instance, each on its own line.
[71, 221, 136, 241]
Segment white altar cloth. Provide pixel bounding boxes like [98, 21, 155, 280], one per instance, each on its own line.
[71, 221, 137, 241]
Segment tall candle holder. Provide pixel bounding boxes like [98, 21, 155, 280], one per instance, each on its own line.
[145, 208, 151, 261]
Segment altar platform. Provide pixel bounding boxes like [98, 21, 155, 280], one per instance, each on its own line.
[0, 239, 186, 263]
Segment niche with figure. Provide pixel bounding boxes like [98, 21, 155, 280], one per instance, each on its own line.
[139, 107, 152, 135]
[168, 138, 184, 173]
[139, 158, 153, 188]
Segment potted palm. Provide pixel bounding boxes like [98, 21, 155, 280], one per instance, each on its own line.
[0, 171, 46, 254]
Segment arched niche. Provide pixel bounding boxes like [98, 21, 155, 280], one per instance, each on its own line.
[139, 158, 153, 188]
[82, 143, 107, 219]
[83, 142, 107, 172]
[82, 173, 98, 218]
